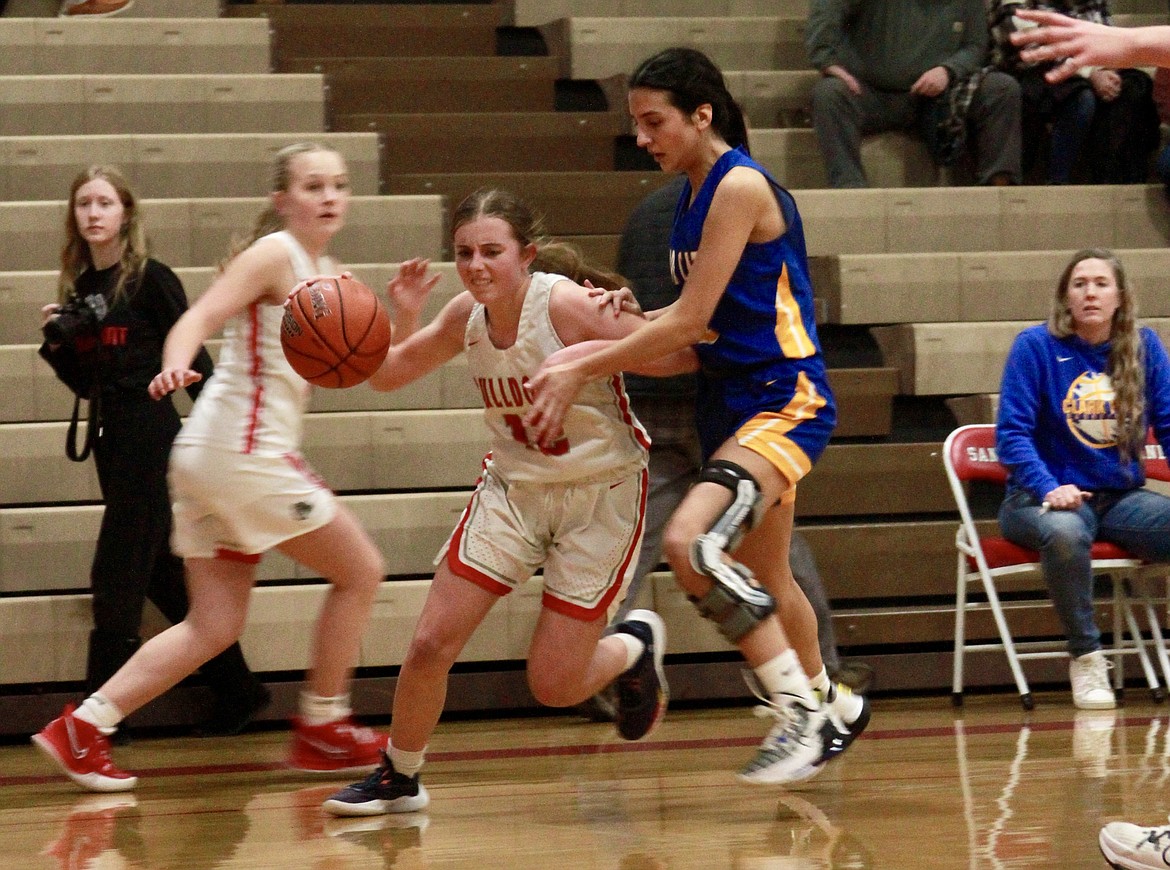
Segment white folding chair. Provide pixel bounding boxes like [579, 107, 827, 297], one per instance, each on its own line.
[945, 424, 1170, 710]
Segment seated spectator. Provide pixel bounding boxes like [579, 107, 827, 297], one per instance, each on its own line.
[806, 0, 1022, 188]
[995, 248, 1170, 710]
[990, 1, 1159, 185]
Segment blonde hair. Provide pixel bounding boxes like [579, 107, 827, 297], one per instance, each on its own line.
[1048, 248, 1145, 461]
[58, 165, 148, 305]
[454, 188, 628, 291]
[222, 142, 340, 267]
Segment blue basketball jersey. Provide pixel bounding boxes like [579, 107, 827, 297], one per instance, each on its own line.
[669, 147, 836, 463]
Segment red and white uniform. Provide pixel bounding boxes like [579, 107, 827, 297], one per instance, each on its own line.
[444, 272, 651, 620]
[170, 231, 337, 560]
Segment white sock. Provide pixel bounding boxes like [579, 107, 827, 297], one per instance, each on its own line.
[614, 632, 645, 671]
[755, 649, 816, 708]
[74, 693, 124, 735]
[389, 740, 426, 778]
[299, 692, 351, 726]
[809, 666, 864, 724]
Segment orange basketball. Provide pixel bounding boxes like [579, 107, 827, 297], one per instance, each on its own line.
[280, 276, 391, 388]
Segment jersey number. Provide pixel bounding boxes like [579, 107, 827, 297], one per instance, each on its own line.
[502, 414, 569, 456]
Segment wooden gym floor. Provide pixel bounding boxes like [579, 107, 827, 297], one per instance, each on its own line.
[1, 692, 1167, 869]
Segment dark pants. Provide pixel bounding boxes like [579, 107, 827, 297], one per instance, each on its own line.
[88, 397, 256, 700]
[810, 71, 1022, 187]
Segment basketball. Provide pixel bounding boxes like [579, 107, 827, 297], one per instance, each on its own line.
[280, 276, 391, 388]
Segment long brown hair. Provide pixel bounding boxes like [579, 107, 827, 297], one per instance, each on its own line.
[222, 141, 340, 267]
[58, 165, 148, 305]
[1048, 248, 1145, 460]
[453, 188, 627, 291]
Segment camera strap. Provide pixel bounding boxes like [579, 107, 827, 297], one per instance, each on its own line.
[66, 384, 100, 462]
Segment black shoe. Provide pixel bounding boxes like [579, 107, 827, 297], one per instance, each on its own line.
[611, 609, 668, 741]
[196, 683, 272, 737]
[322, 753, 430, 817]
[816, 690, 871, 767]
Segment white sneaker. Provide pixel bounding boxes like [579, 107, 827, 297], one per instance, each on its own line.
[737, 693, 830, 785]
[1070, 650, 1116, 710]
[1099, 818, 1170, 869]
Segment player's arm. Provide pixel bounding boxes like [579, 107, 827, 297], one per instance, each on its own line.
[546, 281, 699, 376]
[367, 291, 472, 392]
[150, 238, 290, 398]
[525, 168, 770, 445]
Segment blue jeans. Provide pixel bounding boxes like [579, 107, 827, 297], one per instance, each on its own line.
[998, 487, 1170, 657]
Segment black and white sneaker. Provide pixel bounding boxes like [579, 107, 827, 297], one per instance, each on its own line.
[816, 685, 870, 767]
[737, 693, 829, 785]
[322, 753, 430, 817]
[611, 609, 669, 740]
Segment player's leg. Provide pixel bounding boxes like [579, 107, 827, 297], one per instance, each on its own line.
[278, 502, 389, 773]
[33, 557, 255, 792]
[737, 497, 869, 767]
[662, 432, 840, 785]
[323, 559, 498, 816]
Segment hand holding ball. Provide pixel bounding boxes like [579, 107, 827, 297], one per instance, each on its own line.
[281, 276, 391, 388]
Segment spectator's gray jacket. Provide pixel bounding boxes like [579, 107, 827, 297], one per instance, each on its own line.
[806, 0, 991, 91]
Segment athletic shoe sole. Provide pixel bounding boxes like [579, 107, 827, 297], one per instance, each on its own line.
[323, 783, 430, 817]
[32, 733, 138, 793]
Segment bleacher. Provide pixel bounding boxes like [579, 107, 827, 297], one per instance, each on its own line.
[1, 0, 1168, 733]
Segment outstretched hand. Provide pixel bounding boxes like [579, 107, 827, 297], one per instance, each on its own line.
[1009, 10, 1130, 83]
[386, 258, 441, 319]
[149, 368, 202, 400]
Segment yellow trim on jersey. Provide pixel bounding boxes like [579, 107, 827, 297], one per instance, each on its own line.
[773, 263, 816, 359]
[735, 372, 826, 486]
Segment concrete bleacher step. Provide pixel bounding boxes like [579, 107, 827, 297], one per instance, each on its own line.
[793, 185, 1170, 257]
[334, 111, 626, 175]
[0, 406, 945, 510]
[285, 55, 561, 116]
[754, 128, 942, 190]
[816, 248, 1170, 325]
[0, 74, 326, 136]
[543, 16, 809, 80]
[225, 3, 503, 69]
[727, 69, 818, 129]
[0, 18, 270, 75]
[0, 132, 379, 201]
[510, 0, 810, 27]
[0, 194, 444, 272]
[384, 170, 674, 238]
[873, 318, 1170, 396]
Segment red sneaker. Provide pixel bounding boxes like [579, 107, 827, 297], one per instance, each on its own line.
[32, 705, 138, 792]
[287, 716, 388, 774]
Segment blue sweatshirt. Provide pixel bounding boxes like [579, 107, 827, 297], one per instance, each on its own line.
[995, 324, 1170, 500]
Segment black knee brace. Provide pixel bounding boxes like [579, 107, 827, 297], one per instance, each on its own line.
[688, 460, 775, 642]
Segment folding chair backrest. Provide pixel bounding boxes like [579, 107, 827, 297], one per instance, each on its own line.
[1144, 431, 1170, 483]
[945, 424, 1007, 486]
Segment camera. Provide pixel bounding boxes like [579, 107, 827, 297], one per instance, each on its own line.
[43, 293, 108, 345]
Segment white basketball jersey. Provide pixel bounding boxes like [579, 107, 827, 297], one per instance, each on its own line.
[176, 231, 321, 455]
[466, 271, 649, 483]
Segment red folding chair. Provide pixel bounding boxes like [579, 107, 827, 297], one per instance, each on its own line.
[944, 424, 1170, 710]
